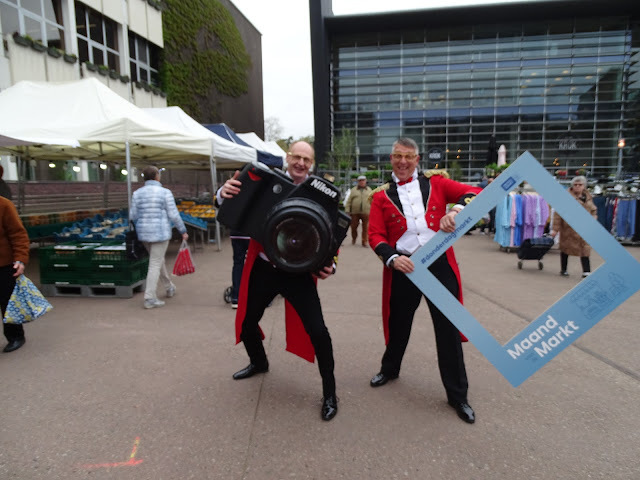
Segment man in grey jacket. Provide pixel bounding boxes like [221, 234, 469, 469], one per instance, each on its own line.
[131, 166, 188, 309]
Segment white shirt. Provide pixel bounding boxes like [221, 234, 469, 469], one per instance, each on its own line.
[393, 170, 437, 256]
[386, 170, 436, 267]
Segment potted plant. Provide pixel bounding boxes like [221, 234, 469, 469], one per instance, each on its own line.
[84, 61, 98, 72]
[108, 69, 119, 80]
[97, 64, 109, 76]
[31, 39, 47, 53]
[12, 32, 32, 47]
[119, 74, 130, 83]
[63, 52, 77, 64]
[147, 0, 165, 10]
[47, 46, 63, 58]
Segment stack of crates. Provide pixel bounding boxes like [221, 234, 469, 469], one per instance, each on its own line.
[39, 241, 149, 287]
[89, 244, 148, 286]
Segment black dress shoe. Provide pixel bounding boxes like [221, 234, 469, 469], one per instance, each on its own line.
[232, 363, 268, 380]
[3, 338, 26, 353]
[448, 400, 475, 424]
[321, 395, 338, 421]
[370, 372, 398, 387]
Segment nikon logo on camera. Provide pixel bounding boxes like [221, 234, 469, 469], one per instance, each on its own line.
[310, 178, 338, 199]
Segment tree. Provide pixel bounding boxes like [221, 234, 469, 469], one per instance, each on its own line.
[265, 116, 283, 141]
[276, 135, 315, 156]
[331, 127, 356, 187]
[449, 161, 463, 181]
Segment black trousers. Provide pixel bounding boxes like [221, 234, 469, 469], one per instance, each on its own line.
[1, 264, 24, 342]
[380, 255, 468, 403]
[231, 238, 250, 302]
[560, 252, 590, 273]
[239, 258, 336, 397]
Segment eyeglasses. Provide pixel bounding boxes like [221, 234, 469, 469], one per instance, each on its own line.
[288, 153, 314, 165]
[391, 152, 418, 161]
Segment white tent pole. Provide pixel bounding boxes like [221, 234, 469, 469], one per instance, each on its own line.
[16, 154, 23, 214]
[210, 139, 221, 252]
[126, 141, 132, 218]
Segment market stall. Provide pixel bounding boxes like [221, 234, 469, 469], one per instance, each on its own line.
[0, 79, 258, 294]
[0, 79, 258, 247]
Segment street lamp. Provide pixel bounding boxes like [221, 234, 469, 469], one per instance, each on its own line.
[616, 138, 625, 180]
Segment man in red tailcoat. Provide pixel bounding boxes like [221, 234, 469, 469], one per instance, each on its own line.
[217, 141, 339, 421]
[368, 137, 482, 424]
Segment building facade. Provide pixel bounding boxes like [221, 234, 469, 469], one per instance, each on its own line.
[0, 0, 168, 182]
[0, 0, 264, 183]
[310, 0, 639, 181]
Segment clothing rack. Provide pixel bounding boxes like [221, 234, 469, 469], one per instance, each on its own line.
[494, 192, 549, 251]
[592, 193, 640, 245]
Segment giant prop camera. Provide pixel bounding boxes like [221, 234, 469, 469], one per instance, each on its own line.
[217, 162, 351, 273]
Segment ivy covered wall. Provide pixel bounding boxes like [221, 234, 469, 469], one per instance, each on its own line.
[162, 0, 264, 133]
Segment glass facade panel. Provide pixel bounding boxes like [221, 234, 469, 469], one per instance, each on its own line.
[329, 14, 637, 178]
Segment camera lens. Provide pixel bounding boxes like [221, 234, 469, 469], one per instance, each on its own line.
[275, 217, 321, 261]
[264, 199, 333, 273]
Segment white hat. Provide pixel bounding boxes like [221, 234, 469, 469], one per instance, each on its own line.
[357, 175, 367, 180]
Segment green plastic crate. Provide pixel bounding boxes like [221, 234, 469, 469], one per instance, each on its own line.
[39, 242, 104, 271]
[39, 268, 95, 285]
[88, 244, 130, 266]
[90, 258, 149, 286]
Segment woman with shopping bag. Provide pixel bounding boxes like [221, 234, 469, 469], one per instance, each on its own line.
[1, 196, 30, 352]
[130, 166, 189, 309]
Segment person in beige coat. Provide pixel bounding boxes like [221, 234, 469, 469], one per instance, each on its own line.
[550, 175, 597, 278]
[345, 175, 372, 246]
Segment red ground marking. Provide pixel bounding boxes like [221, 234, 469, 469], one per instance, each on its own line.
[80, 437, 143, 470]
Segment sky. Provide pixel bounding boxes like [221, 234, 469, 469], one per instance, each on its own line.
[229, 0, 534, 140]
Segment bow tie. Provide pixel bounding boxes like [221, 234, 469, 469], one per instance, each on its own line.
[398, 177, 413, 186]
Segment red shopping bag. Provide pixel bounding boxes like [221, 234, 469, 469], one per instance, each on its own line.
[172, 240, 195, 276]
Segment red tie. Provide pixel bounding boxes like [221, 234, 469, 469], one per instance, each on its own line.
[398, 177, 413, 186]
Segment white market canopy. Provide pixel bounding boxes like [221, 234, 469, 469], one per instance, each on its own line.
[143, 106, 257, 169]
[237, 132, 287, 162]
[0, 78, 253, 168]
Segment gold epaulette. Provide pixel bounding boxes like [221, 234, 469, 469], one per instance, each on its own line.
[368, 183, 390, 203]
[423, 169, 450, 179]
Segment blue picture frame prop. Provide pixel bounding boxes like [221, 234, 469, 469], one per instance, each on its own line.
[406, 151, 640, 387]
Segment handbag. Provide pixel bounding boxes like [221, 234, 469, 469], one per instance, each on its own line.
[3, 275, 53, 324]
[126, 222, 148, 260]
[172, 239, 195, 276]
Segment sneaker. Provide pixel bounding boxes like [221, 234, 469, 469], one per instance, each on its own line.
[560, 271, 569, 277]
[231, 301, 238, 309]
[144, 298, 166, 309]
[166, 285, 176, 298]
[582, 272, 590, 278]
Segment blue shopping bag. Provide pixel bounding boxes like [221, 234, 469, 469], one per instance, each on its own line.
[3, 275, 53, 324]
